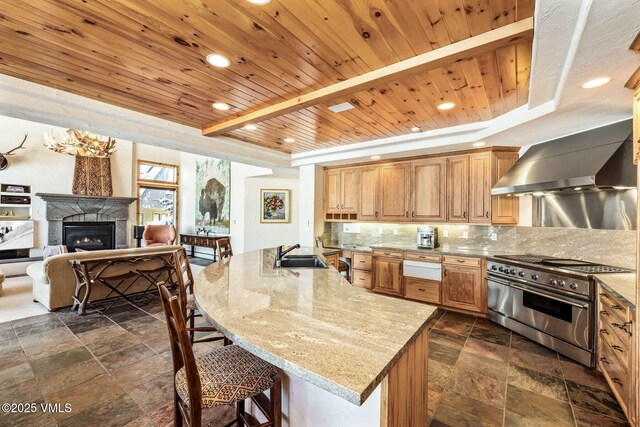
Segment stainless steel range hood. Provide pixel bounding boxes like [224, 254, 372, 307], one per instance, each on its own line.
[492, 120, 635, 195]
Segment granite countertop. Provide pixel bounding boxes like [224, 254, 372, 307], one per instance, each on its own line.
[369, 243, 516, 258]
[193, 247, 438, 406]
[595, 273, 637, 309]
[324, 245, 372, 253]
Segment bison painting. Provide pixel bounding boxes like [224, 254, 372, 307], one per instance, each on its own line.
[198, 178, 226, 225]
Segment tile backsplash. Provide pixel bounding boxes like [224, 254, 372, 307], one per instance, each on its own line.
[322, 222, 637, 269]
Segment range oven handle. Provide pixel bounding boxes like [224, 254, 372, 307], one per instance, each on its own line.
[509, 284, 589, 309]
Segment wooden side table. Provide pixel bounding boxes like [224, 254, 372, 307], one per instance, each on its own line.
[179, 234, 230, 261]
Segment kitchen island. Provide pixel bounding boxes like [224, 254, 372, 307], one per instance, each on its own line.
[194, 247, 438, 427]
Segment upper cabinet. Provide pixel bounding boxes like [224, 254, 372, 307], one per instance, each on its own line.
[446, 155, 470, 223]
[359, 165, 380, 221]
[323, 147, 519, 225]
[324, 167, 360, 221]
[411, 158, 446, 222]
[379, 163, 411, 222]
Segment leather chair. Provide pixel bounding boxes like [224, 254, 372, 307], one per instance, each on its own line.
[142, 224, 177, 247]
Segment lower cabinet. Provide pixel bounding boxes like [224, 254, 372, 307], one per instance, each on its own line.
[372, 251, 403, 296]
[441, 262, 484, 313]
[597, 284, 634, 423]
[352, 252, 373, 289]
[404, 277, 441, 304]
[324, 253, 339, 269]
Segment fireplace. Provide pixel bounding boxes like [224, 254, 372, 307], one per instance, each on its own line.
[63, 222, 116, 252]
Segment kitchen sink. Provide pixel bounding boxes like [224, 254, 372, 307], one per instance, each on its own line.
[275, 255, 328, 269]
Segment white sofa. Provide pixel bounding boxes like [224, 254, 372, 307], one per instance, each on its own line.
[26, 245, 182, 311]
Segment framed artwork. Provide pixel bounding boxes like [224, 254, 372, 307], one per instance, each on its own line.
[260, 189, 290, 223]
[0, 220, 34, 250]
[195, 158, 231, 233]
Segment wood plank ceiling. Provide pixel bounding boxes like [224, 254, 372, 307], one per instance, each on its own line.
[0, 0, 534, 154]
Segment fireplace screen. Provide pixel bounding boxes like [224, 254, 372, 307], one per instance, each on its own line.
[63, 222, 116, 252]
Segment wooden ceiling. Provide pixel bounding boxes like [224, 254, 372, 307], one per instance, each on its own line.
[0, 0, 534, 154]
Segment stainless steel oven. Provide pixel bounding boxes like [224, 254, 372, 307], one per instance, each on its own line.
[487, 261, 595, 367]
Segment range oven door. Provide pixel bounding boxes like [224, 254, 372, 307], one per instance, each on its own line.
[487, 277, 513, 318]
[510, 282, 592, 350]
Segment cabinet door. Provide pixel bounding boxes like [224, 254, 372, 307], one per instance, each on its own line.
[411, 158, 446, 222]
[324, 169, 341, 214]
[442, 265, 483, 312]
[359, 166, 380, 221]
[446, 155, 469, 222]
[380, 163, 411, 222]
[491, 152, 519, 225]
[634, 88, 640, 165]
[372, 257, 403, 296]
[469, 152, 492, 223]
[340, 168, 360, 214]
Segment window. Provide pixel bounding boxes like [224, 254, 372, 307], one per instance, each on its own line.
[137, 160, 179, 227]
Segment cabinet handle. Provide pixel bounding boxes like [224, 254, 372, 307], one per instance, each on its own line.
[600, 356, 609, 364]
[600, 293, 609, 298]
[456, 259, 465, 263]
[600, 310, 610, 316]
[599, 328, 609, 334]
[485, 211, 489, 219]
[418, 288, 426, 292]
[463, 211, 466, 219]
[405, 211, 409, 217]
[336, 204, 339, 209]
[383, 252, 390, 255]
[412, 211, 416, 218]
[359, 260, 365, 263]
[612, 377, 623, 386]
[375, 211, 378, 217]
[612, 304, 624, 311]
[444, 270, 448, 276]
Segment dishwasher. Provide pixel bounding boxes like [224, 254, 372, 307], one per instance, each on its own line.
[403, 260, 442, 303]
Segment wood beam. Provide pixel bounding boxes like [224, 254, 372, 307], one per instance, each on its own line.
[202, 17, 534, 137]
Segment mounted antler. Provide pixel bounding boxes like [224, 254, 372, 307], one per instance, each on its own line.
[0, 134, 27, 170]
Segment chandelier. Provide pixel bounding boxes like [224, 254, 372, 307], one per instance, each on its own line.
[44, 129, 116, 158]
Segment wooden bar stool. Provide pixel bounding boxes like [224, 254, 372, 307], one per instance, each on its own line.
[156, 283, 282, 427]
[171, 247, 225, 345]
[217, 237, 233, 260]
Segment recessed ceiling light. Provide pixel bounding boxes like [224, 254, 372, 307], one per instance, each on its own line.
[244, 124, 257, 130]
[284, 137, 295, 143]
[328, 102, 355, 113]
[212, 102, 230, 111]
[248, 0, 271, 4]
[411, 127, 421, 133]
[371, 155, 381, 160]
[574, 187, 582, 191]
[206, 54, 231, 68]
[473, 142, 486, 147]
[581, 77, 611, 89]
[437, 101, 456, 110]
[532, 191, 545, 196]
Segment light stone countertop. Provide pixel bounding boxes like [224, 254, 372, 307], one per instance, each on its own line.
[193, 247, 438, 406]
[595, 273, 636, 309]
[369, 243, 517, 258]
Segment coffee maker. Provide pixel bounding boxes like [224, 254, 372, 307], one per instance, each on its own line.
[416, 226, 438, 249]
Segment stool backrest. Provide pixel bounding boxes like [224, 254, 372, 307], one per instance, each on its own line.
[157, 283, 202, 424]
[217, 237, 233, 260]
[171, 247, 194, 315]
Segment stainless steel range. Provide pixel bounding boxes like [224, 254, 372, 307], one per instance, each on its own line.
[487, 254, 631, 367]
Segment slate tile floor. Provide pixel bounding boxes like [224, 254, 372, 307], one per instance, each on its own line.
[0, 297, 627, 426]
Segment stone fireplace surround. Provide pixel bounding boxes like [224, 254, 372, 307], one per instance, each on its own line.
[36, 193, 137, 249]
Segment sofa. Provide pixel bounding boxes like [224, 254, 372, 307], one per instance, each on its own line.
[26, 245, 183, 311]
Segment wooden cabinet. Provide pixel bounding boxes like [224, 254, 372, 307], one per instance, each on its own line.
[411, 158, 446, 222]
[469, 152, 491, 223]
[372, 251, 403, 296]
[324, 253, 339, 269]
[379, 163, 411, 222]
[597, 285, 634, 422]
[404, 277, 441, 304]
[352, 252, 373, 289]
[491, 152, 519, 224]
[359, 166, 380, 221]
[324, 167, 360, 221]
[446, 155, 469, 223]
[441, 257, 484, 313]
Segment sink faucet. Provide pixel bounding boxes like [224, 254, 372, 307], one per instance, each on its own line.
[274, 244, 300, 267]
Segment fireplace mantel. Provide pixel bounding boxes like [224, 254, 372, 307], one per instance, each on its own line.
[36, 193, 137, 248]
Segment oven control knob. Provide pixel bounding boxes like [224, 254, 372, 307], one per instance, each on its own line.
[498, 267, 505, 272]
[531, 274, 539, 280]
[491, 265, 497, 270]
[558, 280, 566, 287]
[549, 279, 558, 286]
[509, 269, 516, 275]
[518, 271, 525, 277]
[570, 283, 578, 290]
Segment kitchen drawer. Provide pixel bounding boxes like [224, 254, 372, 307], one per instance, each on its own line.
[599, 340, 630, 415]
[352, 270, 372, 289]
[599, 289, 629, 323]
[372, 249, 404, 259]
[353, 253, 372, 270]
[598, 320, 631, 369]
[404, 277, 441, 304]
[442, 255, 481, 267]
[404, 252, 442, 263]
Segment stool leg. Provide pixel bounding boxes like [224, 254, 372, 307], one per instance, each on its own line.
[271, 375, 282, 427]
[236, 399, 244, 427]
